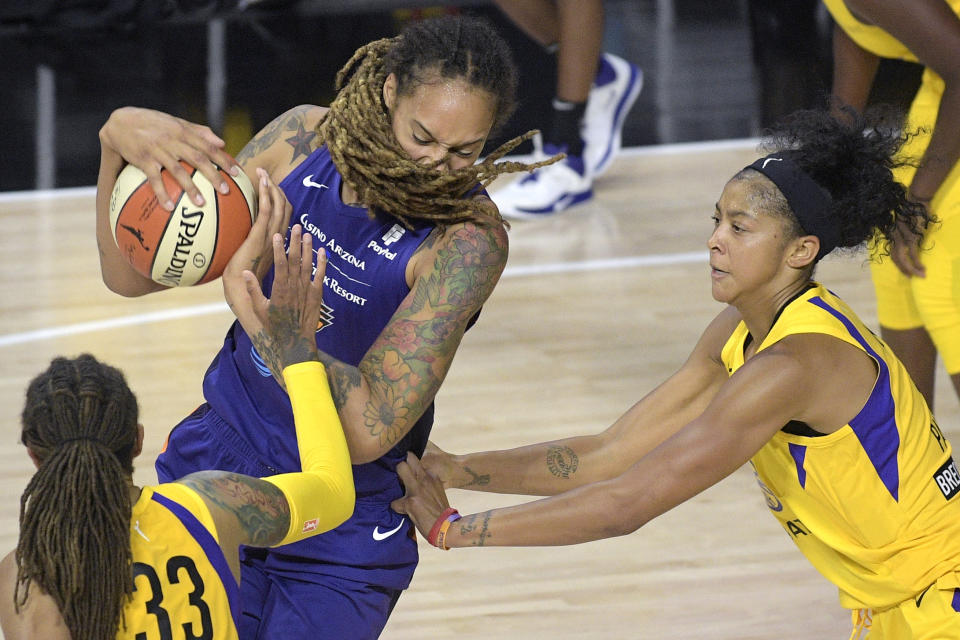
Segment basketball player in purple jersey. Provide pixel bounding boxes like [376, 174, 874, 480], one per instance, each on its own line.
[94, 15, 554, 640]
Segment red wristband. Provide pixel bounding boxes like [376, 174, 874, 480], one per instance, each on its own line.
[435, 511, 462, 550]
[427, 507, 459, 547]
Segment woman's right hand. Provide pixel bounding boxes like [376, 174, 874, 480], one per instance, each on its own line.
[889, 213, 927, 278]
[99, 106, 242, 211]
[223, 169, 293, 325]
[421, 441, 461, 489]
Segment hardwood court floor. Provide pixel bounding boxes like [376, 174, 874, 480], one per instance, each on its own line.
[1, 143, 957, 639]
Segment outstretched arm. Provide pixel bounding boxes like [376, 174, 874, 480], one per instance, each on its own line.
[424, 306, 738, 495]
[393, 335, 856, 549]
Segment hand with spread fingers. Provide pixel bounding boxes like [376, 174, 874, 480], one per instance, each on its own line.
[223, 169, 322, 385]
[222, 168, 293, 307]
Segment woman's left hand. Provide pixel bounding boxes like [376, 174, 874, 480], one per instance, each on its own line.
[391, 452, 451, 542]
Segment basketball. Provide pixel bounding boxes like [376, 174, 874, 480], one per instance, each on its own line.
[108, 162, 257, 287]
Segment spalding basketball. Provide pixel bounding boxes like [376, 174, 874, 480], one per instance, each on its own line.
[109, 161, 257, 287]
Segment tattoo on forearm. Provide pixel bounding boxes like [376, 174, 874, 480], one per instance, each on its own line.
[546, 445, 579, 479]
[249, 302, 319, 388]
[317, 352, 362, 409]
[356, 223, 507, 449]
[181, 472, 290, 546]
[463, 466, 490, 486]
[459, 511, 493, 547]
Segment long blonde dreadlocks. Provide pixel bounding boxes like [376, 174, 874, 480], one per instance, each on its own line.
[316, 15, 560, 230]
[16, 354, 139, 640]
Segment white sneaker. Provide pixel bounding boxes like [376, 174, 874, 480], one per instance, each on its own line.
[494, 144, 593, 219]
[583, 53, 643, 177]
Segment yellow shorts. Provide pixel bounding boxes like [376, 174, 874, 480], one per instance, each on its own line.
[871, 69, 960, 373]
[850, 575, 960, 639]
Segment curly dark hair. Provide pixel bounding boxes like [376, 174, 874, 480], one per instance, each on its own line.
[746, 107, 933, 258]
[17, 354, 139, 640]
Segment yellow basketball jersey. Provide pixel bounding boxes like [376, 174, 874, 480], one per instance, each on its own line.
[822, 0, 916, 61]
[121, 483, 239, 640]
[823, 0, 960, 221]
[721, 283, 960, 610]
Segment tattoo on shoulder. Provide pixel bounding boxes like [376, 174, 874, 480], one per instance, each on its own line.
[237, 105, 318, 166]
[546, 445, 579, 479]
[180, 472, 290, 547]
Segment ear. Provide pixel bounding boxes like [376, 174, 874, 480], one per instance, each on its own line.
[133, 424, 145, 460]
[786, 234, 820, 269]
[26, 447, 41, 470]
[383, 73, 398, 111]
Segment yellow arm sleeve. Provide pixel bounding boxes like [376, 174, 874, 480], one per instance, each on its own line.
[263, 361, 355, 546]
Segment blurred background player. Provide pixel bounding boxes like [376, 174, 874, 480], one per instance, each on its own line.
[0, 192, 355, 640]
[490, 0, 643, 218]
[826, 0, 960, 410]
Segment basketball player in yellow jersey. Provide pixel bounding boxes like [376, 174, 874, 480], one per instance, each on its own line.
[827, 0, 960, 410]
[390, 110, 960, 638]
[0, 172, 355, 640]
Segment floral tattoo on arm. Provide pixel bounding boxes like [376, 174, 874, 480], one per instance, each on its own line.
[357, 222, 507, 448]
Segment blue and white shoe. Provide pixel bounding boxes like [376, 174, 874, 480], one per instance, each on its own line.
[583, 53, 643, 177]
[494, 143, 593, 219]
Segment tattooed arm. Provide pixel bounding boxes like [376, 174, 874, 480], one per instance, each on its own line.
[310, 220, 509, 464]
[178, 354, 354, 578]
[393, 310, 840, 548]
[233, 104, 492, 465]
[236, 104, 329, 185]
[421, 306, 739, 496]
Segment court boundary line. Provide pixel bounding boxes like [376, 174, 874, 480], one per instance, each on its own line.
[0, 137, 738, 345]
[0, 251, 709, 347]
[0, 138, 760, 202]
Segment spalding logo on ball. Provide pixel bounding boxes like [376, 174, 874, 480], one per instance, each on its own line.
[109, 161, 257, 287]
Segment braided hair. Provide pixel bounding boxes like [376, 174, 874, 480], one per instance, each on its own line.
[316, 14, 559, 230]
[16, 354, 139, 640]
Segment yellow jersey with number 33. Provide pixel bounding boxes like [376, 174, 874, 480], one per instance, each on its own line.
[721, 283, 960, 610]
[121, 483, 239, 640]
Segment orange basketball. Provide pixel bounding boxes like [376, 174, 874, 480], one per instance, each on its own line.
[108, 162, 257, 287]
